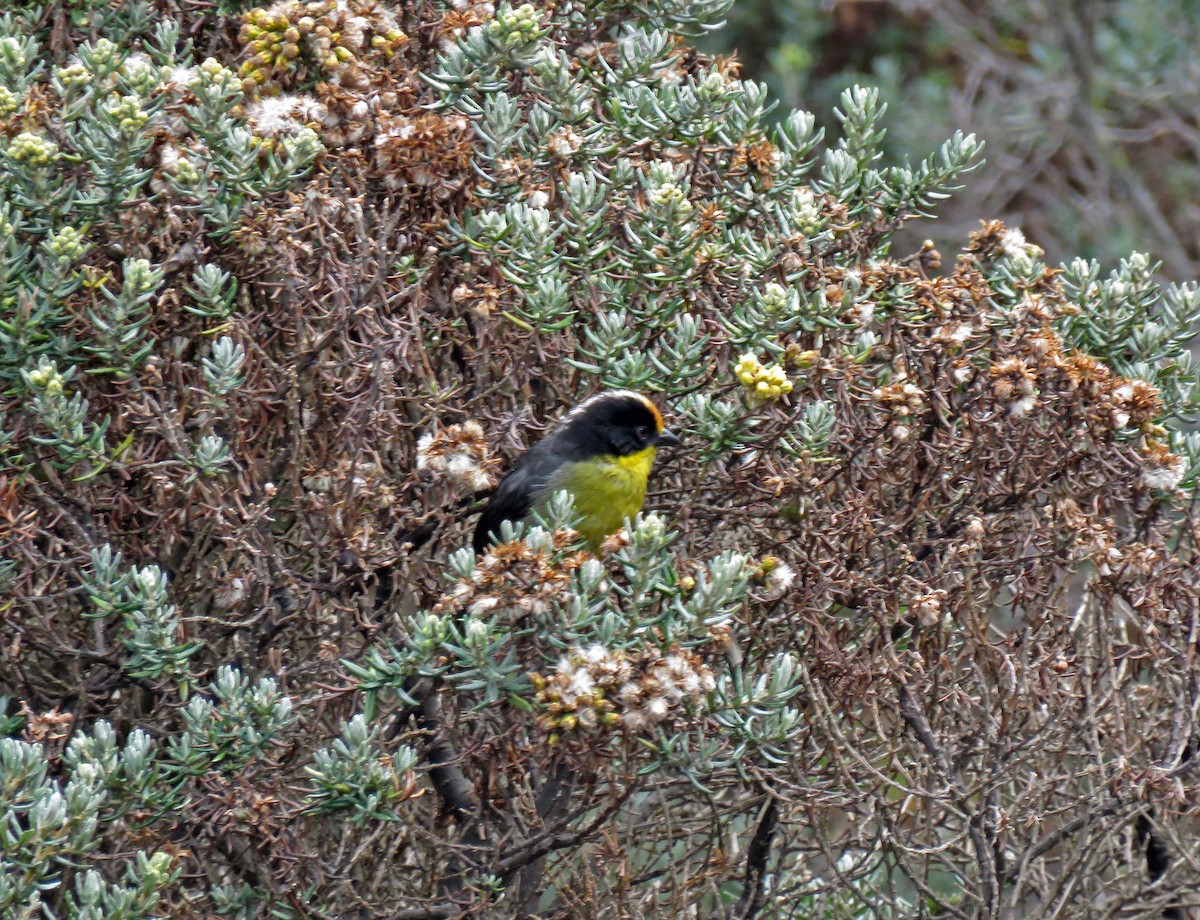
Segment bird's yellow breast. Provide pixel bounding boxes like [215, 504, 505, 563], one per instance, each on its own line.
[555, 447, 657, 548]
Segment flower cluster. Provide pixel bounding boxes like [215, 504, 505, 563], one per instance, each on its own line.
[531, 646, 623, 738]
[371, 112, 474, 191]
[45, 226, 89, 264]
[55, 63, 91, 90]
[7, 132, 57, 165]
[238, 0, 408, 95]
[434, 1, 494, 51]
[239, 4, 306, 87]
[751, 555, 796, 600]
[415, 420, 496, 494]
[999, 226, 1044, 265]
[0, 35, 27, 68]
[873, 379, 926, 440]
[159, 144, 199, 183]
[24, 358, 67, 397]
[0, 85, 19, 116]
[531, 645, 717, 741]
[123, 259, 160, 296]
[1049, 498, 1123, 575]
[244, 94, 328, 137]
[192, 56, 240, 93]
[84, 36, 120, 71]
[735, 352, 793, 401]
[439, 530, 589, 620]
[100, 94, 149, 132]
[451, 281, 505, 318]
[649, 180, 693, 217]
[759, 282, 790, 314]
[547, 126, 583, 158]
[486, 2, 542, 49]
[789, 186, 823, 234]
[1107, 379, 1161, 431]
[909, 589, 948, 627]
[989, 356, 1039, 419]
[987, 317, 1166, 437]
[1140, 443, 1185, 492]
[120, 54, 161, 94]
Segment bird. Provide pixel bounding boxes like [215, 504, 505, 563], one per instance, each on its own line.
[473, 390, 680, 553]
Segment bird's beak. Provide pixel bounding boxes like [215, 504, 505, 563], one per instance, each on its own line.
[657, 429, 681, 448]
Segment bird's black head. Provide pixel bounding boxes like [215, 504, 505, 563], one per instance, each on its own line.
[556, 390, 681, 459]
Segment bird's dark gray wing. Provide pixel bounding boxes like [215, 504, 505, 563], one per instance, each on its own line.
[473, 442, 564, 553]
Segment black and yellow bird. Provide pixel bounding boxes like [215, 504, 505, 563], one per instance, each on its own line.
[473, 391, 680, 553]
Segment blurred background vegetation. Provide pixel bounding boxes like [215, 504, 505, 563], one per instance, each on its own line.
[705, 0, 1200, 281]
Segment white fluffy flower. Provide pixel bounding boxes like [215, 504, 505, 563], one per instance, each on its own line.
[763, 561, 795, 598]
[1000, 227, 1027, 257]
[245, 95, 328, 137]
[1000, 226, 1043, 261]
[622, 710, 648, 731]
[583, 644, 608, 665]
[1141, 456, 1184, 491]
[1009, 396, 1037, 419]
[547, 127, 582, 157]
[468, 596, 501, 615]
[447, 454, 478, 478]
[617, 681, 642, 705]
[566, 669, 595, 700]
[645, 697, 670, 721]
[159, 144, 182, 171]
[465, 619, 489, 641]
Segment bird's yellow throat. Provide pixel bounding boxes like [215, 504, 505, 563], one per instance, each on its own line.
[556, 447, 657, 548]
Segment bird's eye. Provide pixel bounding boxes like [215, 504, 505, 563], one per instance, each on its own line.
[636, 426, 650, 441]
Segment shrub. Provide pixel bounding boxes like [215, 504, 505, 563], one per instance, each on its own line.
[2, 1, 1198, 918]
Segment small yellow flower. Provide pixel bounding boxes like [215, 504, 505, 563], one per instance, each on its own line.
[7, 132, 58, 166]
[735, 352, 793, 402]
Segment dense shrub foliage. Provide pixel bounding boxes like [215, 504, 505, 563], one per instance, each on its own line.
[2, 1, 1200, 918]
